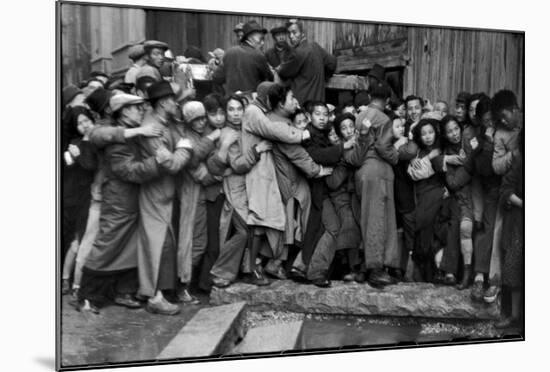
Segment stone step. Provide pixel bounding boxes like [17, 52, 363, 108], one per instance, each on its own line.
[210, 281, 500, 320]
[157, 302, 247, 360]
[230, 321, 304, 355]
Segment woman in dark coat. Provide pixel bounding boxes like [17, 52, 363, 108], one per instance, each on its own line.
[495, 128, 523, 328]
[410, 119, 446, 283]
[61, 107, 99, 293]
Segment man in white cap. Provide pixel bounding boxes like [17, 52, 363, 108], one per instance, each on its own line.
[135, 81, 195, 315]
[124, 44, 147, 86]
[136, 40, 169, 82]
[75, 94, 174, 314]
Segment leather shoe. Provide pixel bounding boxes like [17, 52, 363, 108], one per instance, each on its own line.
[146, 297, 180, 316]
[114, 294, 142, 309]
[483, 285, 500, 304]
[312, 277, 331, 288]
[289, 267, 308, 283]
[443, 274, 457, 286]
[74, 299, 100, 314]
[250, 269, 270, 286]
[368, 269, 394, 287]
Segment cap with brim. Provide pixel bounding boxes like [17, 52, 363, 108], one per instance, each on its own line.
[62, 85, 82, 107]
[270, 26, 287, 35]
[110, 93, 144, 113]
[128, 44, 146, 61]
[143, 40, 169, 52]
[367, 64, 385, 82]
[240, 20, 267, 42]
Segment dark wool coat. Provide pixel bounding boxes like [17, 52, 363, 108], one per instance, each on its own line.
[500, 153, 523, 288]
[212, 43, 274, 94]
[278, 38, 337, 104]
[265, 43, 291, 68]
[84, 123, 161, 273]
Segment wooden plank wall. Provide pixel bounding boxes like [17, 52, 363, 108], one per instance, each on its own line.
[404, 27, 524, 108]
[60, 3, 92, 86]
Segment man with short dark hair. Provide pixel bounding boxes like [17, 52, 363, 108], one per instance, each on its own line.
[277, 19, 337, 104]
[213, 20, 274, 96]
[136, 40, 169, 82]
[265, 25, 291, 70]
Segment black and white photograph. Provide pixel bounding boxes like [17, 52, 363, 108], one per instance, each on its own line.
[54, 0, 527, 370]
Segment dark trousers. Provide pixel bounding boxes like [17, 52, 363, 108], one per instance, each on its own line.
[197, 194, 225, 291]
[473, 186, 499, 274]
[157, 230, 177, 291]
[79, 267, 138, 307]
[440, 199, 461, 276]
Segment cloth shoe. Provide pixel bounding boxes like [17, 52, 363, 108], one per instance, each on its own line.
[177, 288, 201, 304]
[483, 285, 500, 304]
[211, 276, 232, 288]
[264, 264, 287, 280]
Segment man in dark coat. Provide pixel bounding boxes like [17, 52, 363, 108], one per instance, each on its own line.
[76, 94, 169, 314]
[265, 26, 291, 70]
[212, 20, 274, 96]
[277, 19, 337, 104]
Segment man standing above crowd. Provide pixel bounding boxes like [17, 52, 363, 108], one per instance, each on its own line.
[265, 25, 291, 70]
[277, 19, 337, 104]
[136, 40, 169, 83]
[212, 20, 274, 97]
[124, 44, 147, 86]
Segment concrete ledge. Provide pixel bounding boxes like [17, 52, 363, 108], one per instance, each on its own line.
[157, 302, 247, 359]
[231, 321, 304, 355]
[210, 281, 500, 320]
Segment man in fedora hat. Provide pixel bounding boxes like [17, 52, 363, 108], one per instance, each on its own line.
[265, 25, 291, 70]
[134, 80, 195, 315]
[125, 44, 147, 86]
[212, 20, 273, 96]
[76, 93, 172, 314]
[277, 19, 337, 104]
[136, 40, 170, 82]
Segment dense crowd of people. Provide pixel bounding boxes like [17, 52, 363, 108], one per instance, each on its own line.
[61, 19, 524, 329]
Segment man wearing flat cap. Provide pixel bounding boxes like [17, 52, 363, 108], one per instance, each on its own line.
[125, 44, 147, 86]
[136, 40, 169, 82]
[265, 25, 291, 70]
[277, 19, 337, 104]
[212, 20, 274, 96]
[135, 80, 195, 315]
[76, 93, 170, 314]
